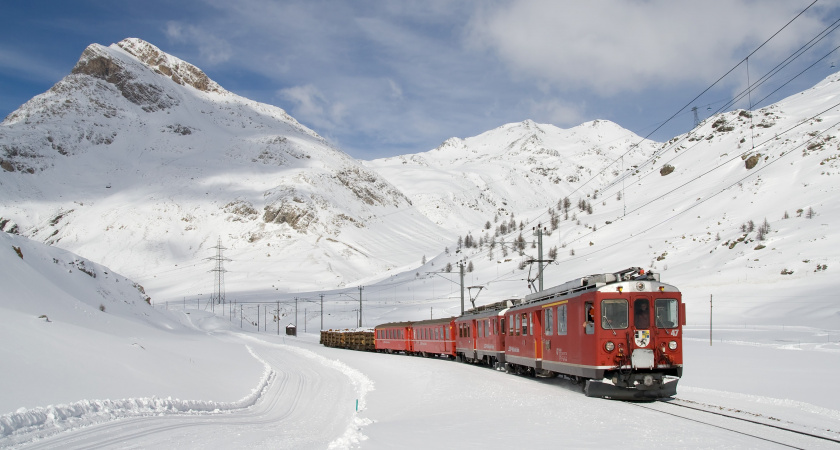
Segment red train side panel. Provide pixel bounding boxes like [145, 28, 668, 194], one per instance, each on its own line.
[411, 317, 456, 358]
[375, 322, 412, 354]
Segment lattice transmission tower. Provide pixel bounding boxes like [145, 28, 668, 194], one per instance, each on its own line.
[207, 237, 230, 307]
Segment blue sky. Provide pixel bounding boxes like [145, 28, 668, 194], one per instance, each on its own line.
[2, 0, 839, 159]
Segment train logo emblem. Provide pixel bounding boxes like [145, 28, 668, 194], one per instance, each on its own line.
[634, 330, 650, 347]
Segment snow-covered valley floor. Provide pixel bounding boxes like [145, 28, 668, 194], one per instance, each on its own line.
[3, 307, 838, 449]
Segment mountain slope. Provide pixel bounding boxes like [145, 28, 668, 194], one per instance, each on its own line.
[0, 39, 445, 300]
[365, 119, 658, 233]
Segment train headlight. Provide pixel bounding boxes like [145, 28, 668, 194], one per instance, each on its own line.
[669, 341, 678, 350]
[605, 341, 615, 352]
[643, 374, 654, 386]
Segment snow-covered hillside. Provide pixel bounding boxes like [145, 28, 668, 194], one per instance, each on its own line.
[365, 119, 657, 232]
[0, 39, 448, 301]
[0, 232, 264, 415]
[357, 72, 840, 332]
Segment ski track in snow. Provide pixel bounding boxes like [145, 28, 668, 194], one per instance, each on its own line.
[0, 336, 374, 449]
[0, 346, 273, 447]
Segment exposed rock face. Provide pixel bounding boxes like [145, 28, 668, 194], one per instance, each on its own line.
[71, 44, 177, 112]
[335, 166, 410, 207]
[115, 38, 223, 93]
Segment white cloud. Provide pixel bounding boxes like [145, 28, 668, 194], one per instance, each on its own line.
[524, 98, 585, 127]
[465, 0, 826, 96]
[0, 47, 68, 83]
[278, 84, 348, 130]
[165, 21, 232, 65]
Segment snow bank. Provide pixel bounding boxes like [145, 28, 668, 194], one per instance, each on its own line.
[0, 346, 273, 443]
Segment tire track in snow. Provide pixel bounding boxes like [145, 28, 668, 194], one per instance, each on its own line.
[5, 335, 373, 449]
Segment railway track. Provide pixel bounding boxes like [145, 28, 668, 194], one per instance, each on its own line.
[630, 398, 840, 449]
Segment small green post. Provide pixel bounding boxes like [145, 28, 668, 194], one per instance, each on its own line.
[355, 399, 358, 411]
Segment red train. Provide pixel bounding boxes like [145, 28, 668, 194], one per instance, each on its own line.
[362, 267, 683, 400]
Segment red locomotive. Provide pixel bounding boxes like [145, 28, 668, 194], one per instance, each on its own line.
[329, 267, 684, 400]
[500, 267, 683, 400]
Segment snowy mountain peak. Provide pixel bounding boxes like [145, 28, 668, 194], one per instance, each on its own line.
[113, 38, 225, 94]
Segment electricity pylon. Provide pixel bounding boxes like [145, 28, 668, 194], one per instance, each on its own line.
[207, 237, 230, 308]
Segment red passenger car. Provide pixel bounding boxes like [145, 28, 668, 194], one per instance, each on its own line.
[374, 321, 412, 354]
[411, 317, 456, 358]
[504, 267, 684, 400]
[455, 300, 515, 368]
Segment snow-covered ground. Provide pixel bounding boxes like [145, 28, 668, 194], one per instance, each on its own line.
[2, 230, 838, 448]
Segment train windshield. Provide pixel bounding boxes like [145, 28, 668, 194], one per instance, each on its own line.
[601, 299, 629, 329]
[634, 298, 650, 329]
[655, 298, 679, 328]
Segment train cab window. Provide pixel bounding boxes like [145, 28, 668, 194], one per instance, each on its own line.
[602, 299, 629, 330]
[501, 317, 506, 335]
[545, 307, 553, 335]
[634, 298, 651, 329]
[655, 299, 679, 328]
[509, 316, 514, 335]
[557, 304, 567, 336]
[515, 314, 521, 336]
[584, 302, 595, 335]
[521, 313, 528, 336]
[529, 313, 534, 336]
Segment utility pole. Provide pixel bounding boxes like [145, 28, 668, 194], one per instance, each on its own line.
[358, 286, 364, 328]
[295, 297, 298, 329]
[320, 294, 324, 331]
[533, 224, 545, 291]
[692, 106, 700, 128]
[459, 260, 465, 315]
[529, 224, 552, 293]
[276, 301, 280, 335]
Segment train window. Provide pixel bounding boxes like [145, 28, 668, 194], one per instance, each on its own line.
[545, 307, 553, 335]
[446, 326, 451, 340]
[557, 304, 567, 335]
[515, 314, 521, 336]
[521, 313, 528, 336]
[584, 302, 595, 335]
[655, 299, 678, 328]
[529, 313, 534, 336]
[509, 316, 514, 335]
[501, 317, 506, 335]
[634, 299, 650, 329]
[602, 299, 629, 329]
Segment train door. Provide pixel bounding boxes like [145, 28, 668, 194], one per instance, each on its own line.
[534, 309, 544, 360]
[577, 299, 596, 365]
